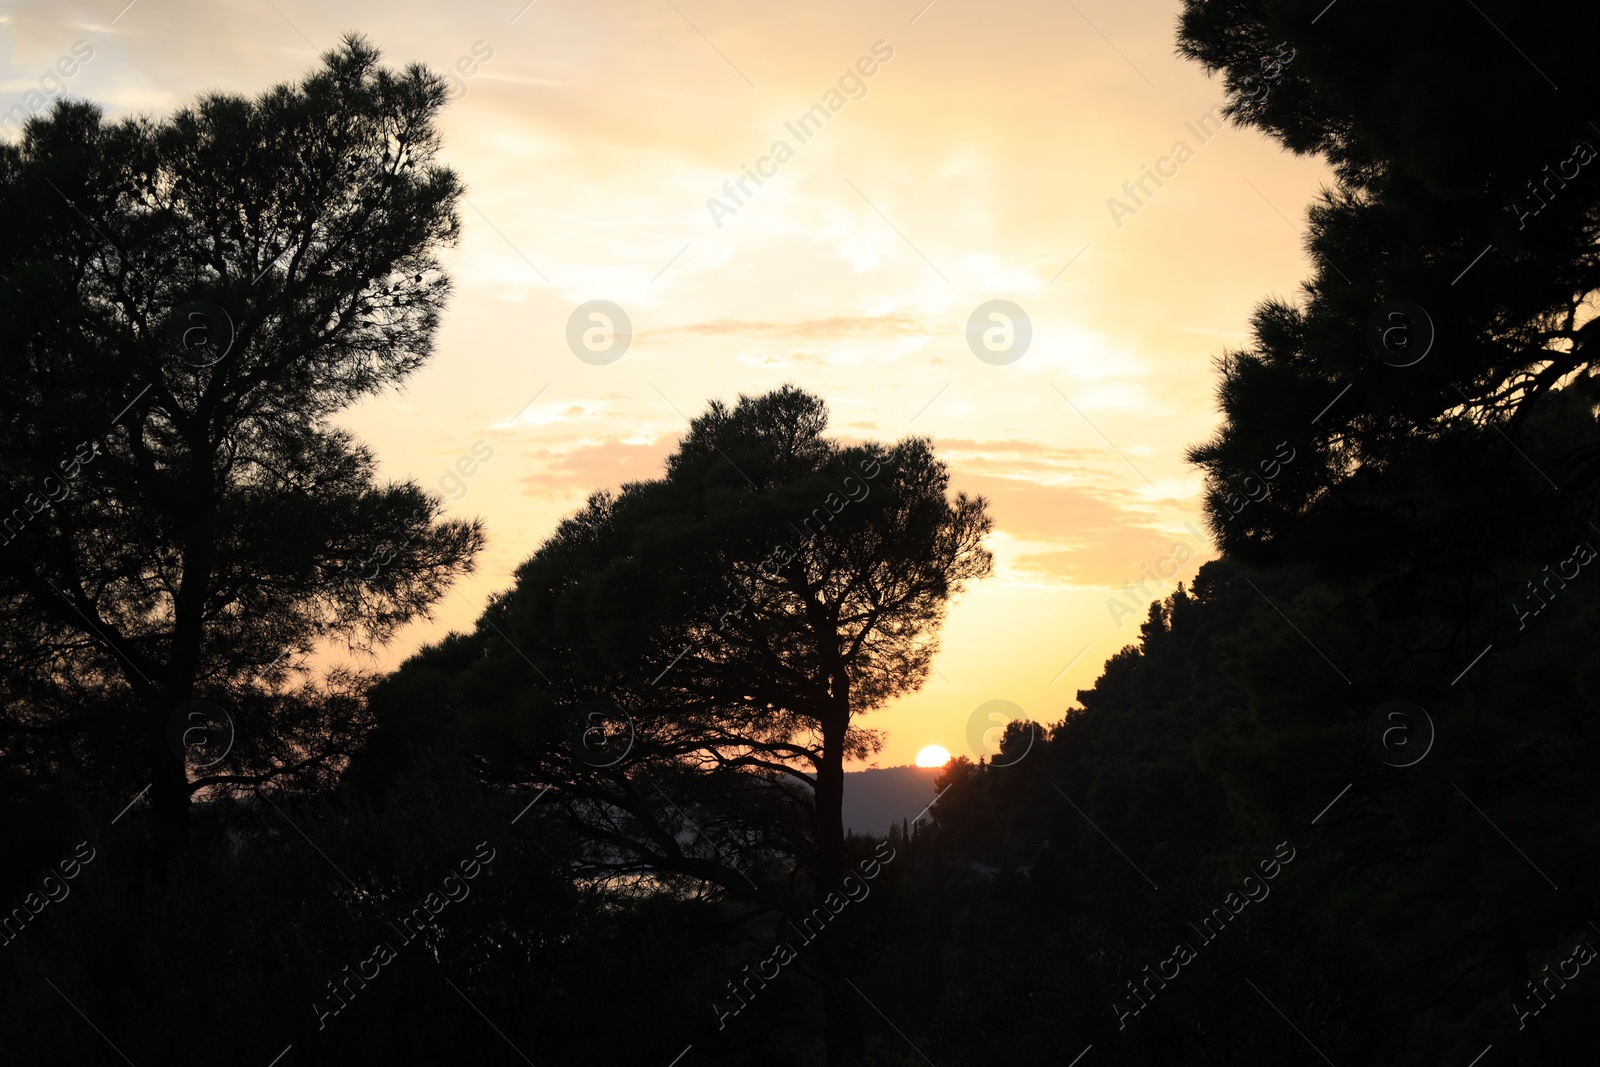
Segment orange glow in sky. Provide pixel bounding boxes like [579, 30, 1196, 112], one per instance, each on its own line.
[1, 0, 1332, 766]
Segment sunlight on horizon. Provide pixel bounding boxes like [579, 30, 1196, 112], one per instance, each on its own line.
[0, 0, 1332, 764]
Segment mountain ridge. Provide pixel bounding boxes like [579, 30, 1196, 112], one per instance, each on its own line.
[843, 763, 943, 836]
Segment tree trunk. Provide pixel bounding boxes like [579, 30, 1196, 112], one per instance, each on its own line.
[818, 954, 866, 1067]
[148, 696, 190, 873]
[813, 699, 866, 1065]
[155, 506, 211, 873]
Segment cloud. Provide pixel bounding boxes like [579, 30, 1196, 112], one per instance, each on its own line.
[934, 438, 1106, 479]
[953, 471, 1208, 586]
[641, 313, 929, 342]
[957, 474, 1125, 542]
[1007, 533, 1196, 586]
[516, 434, 678, 495]
[755, 351, 827, 365]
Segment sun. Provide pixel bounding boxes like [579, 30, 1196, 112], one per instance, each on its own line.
[915, 745, 952, 768]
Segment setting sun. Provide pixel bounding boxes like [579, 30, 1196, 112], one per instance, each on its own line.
[4, 1, 1570, 1060]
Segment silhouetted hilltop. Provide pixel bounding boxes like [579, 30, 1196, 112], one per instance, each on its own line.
[843, 764, 942, 835]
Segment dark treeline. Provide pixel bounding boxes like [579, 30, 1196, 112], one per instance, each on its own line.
[4, 0, 1600, 1064]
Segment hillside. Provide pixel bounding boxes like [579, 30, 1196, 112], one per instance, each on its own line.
[842, 764, 943, 835]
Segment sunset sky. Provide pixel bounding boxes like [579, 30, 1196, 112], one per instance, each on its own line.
[2, 0, 1332, 766]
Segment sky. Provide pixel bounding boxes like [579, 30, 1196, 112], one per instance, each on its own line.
[1, 0, 1332, 767]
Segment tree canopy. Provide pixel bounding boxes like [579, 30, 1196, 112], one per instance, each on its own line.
[0, 35, 482, 861]
[369, 384, 992, 1061]
[1180, 0, 1600, 594]
[5, 6, 1600, 1067]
